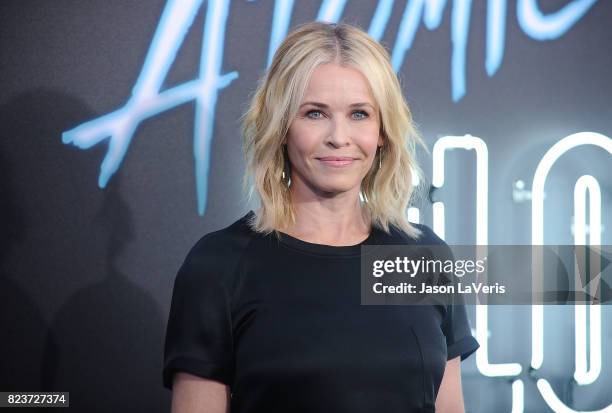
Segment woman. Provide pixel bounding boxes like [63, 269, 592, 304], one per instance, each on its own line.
[163, 21, 479, 413]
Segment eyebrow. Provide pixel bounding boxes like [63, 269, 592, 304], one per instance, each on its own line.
[300, 101, 375, 110]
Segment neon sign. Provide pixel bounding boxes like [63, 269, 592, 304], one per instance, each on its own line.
[432, 132, 611, 412]
[62, 0, 599, 216]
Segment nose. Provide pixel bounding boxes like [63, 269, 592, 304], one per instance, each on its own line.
[325, 118, 351, 147]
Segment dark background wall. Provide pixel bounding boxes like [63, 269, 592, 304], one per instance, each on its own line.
[0, 1, 610, 411]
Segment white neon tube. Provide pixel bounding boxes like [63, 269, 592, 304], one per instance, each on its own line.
[531, 132, 611, 370]
[433, 135, 520, 377]
[573, 175, 602, 385]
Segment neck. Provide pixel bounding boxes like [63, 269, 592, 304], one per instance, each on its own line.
[280, 182, 372, 246]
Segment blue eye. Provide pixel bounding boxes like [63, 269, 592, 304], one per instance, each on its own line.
[305, 110, 369, 120]
[306, 110, 323, 119]
[353, 110, 369, 120]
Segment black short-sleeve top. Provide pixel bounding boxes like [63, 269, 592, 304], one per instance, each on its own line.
[163, 210, 479, 412]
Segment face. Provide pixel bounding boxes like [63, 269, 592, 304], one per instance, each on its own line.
[285, 63, 383, 197]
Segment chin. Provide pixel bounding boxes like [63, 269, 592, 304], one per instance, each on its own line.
[313, 178, 360, 194]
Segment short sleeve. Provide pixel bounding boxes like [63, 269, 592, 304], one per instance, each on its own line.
[414, 223, 480, 362]
[441, 293, 479, 361]
[162, 237, 234, 389]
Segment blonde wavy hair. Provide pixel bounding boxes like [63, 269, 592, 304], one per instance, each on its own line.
[240, 21, 426, 239]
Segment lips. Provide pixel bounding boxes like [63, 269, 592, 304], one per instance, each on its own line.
[316, 156, 357, 161]
[316, 156, 358, 167]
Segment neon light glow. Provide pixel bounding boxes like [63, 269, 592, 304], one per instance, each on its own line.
[62, 0, 238, 215]
[531, 133, 611, 412]
[267, 0, 295, 67]
[531, 132, 611, 369]
[486, 0, 506, 76]
[511, 379, 524, 413]
[433, 135, 520, 380]
[61, 0, 599, 215]
[432, 201, 445, 239]
[432, 135, 488, 244]
[316, 0, 347, 23]
[573, 175, 602, 385]
[391, 0, 472, 101]
[407, 167, 421, 224]
[517, 0, 598, 41]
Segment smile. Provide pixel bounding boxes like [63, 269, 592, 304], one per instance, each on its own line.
[316, 158, 356, 167]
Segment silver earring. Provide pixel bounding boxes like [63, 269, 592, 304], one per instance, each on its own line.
[378, 147, 382, 170]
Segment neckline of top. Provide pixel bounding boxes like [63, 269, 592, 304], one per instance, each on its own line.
[244, 210, 383, 257]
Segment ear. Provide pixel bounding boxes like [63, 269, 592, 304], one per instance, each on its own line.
[377, 134, 384, 147]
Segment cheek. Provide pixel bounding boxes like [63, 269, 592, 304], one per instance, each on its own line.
[354, 121, 380, 145]
[356, 134, 381, 156]
[286, 141, 314, 170]
[287, 125, 322, 157]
